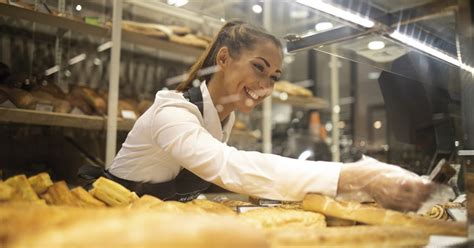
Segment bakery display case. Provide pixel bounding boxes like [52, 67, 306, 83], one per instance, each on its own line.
[1, 0, 473, 246]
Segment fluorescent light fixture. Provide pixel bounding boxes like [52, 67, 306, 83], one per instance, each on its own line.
[315, 22, 333, 31]
[298, 150, 313, 160]
[368, 40, 385, 50]
[297, 0, 375, 28]
[252, 4, 263, 14]
[390, 31, 474, 75]
[68, 53, 86, 65]
[97, 41, 113, 52]
[44, 65, 60, 76]
[167, 0, 188, 7]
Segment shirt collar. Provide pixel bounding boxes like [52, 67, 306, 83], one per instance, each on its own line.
[200, 81, 235, 142]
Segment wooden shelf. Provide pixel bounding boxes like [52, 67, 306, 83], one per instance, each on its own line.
[0, 2, 204, 57]
[272, 94, 329, 109]
[0, 107, 134, 131]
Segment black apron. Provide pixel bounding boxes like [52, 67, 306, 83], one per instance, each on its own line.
[82, 86, 210, 202]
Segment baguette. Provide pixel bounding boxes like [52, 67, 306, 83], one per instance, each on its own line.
[27, 172, 53, 194]
[71, 187, 106, 208]
[89, 177, 138, 207]
[42, 181, 81, 207]
[5, 175, 39, 201]
[302, 194, 467, 236]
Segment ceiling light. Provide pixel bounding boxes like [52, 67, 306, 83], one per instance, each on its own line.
[220, 18, 226, 22]
[368, 40, 385, 50]
[373, 121, 382, 129]
[315, 22, 333, 31]
[296, 0, 375, 28]
[252, 4, 263, 14]
[167, 0, 188, 7]
[75, 4, 82, 11]
[390, 30, 474, 75]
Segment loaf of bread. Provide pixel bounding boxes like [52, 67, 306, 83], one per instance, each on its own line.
[0, 85, 37, 109]
[71, 187, 106, 208]
[89, 177, 138, 207]
[302, 194, 467, 236]
[170, 34, 209, 49]
[27, 173, 53, 194]
[70, 86, 106, 115]
[268, 225, 429, 247]
[65, 94, 93, 115]
[5, 175, 39, 202]
[41, 181, 81, 207]
[274, 80, 313, 97]
[239, 207, 326, 230]
[121, 20, 169, 39]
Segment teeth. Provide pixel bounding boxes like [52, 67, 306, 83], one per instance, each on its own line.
[245, 87, 259, 100]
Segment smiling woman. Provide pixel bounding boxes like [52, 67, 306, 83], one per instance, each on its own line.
[104, 21, 433, 212]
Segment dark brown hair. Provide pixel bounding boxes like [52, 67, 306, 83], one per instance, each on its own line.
[176, 20, 282, 92]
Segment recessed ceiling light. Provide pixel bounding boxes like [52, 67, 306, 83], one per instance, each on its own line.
[220, 18, 226, 22]
[75, 4, 82, 11]
[252, 4, 263, 14]
[368, 41, 385, 50]
[315, 22, 333, 31]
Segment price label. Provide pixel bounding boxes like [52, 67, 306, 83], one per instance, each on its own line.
[121, 110, 137, 120]
[70, 107, 85, 115]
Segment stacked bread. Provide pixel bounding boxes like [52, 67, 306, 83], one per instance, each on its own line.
[0, 173, 468, 247]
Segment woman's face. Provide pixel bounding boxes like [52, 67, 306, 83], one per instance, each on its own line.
[221, 41, 282, 113]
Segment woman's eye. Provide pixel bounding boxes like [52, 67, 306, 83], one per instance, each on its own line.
[253, 63, 264, 72]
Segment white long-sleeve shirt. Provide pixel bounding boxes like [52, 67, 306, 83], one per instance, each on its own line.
[109, 82, 342, 201]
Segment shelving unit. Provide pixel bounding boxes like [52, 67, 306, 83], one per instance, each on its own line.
[0, 2, 204, 57]
[0, 107, 134, 131]
[272, 95, 329, 109]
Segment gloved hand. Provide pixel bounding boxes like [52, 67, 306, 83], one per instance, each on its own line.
[337, 156, 433, 212]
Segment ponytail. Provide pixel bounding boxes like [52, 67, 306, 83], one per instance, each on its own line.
[176, 20, 282, 92]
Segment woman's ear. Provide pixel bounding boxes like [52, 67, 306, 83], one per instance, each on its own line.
[216, 47, 229, 70]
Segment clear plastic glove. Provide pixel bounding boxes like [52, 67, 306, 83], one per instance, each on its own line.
[337, 156, 434, 212]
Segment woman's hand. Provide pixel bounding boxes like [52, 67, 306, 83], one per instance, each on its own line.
[337, 156, 433, 212]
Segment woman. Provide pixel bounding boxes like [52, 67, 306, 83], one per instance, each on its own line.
[107, 21, 432, 211]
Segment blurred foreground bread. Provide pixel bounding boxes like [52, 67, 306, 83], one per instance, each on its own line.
[239, 207, 326, 229]
[187, 199, 235, 215]
[303, 194, 467, 236]
[0, 181, 14, 201]
[3, 206, 268, 248]
[41, 181, 80, 207]
[268, 225, 429, 247]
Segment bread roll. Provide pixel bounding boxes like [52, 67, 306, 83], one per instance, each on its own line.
[302, 194, 467, 236]
[268, 225, 429, 247]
